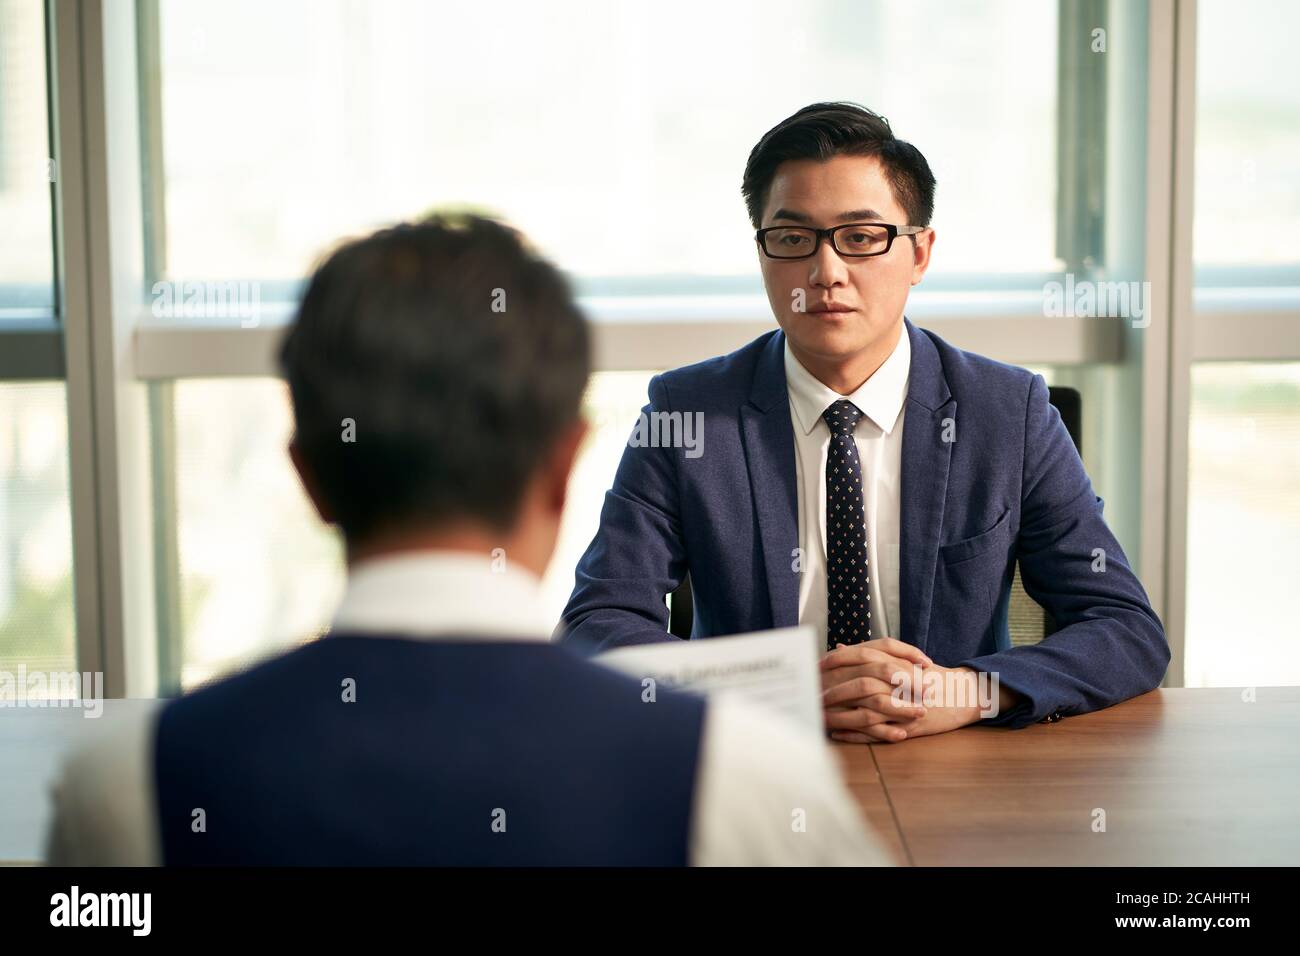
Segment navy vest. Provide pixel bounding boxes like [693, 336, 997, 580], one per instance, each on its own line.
[154, 635, 705, 865]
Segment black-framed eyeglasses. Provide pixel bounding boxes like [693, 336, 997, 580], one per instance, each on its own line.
[755, 222, 926, 259]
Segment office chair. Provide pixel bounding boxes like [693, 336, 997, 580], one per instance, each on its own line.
[1008, 386, 1082, 645]
[666, 386, 1084, 643]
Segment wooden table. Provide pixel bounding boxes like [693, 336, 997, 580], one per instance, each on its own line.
[7, 687, 1298, 866]
[832, 686, 1300, 865]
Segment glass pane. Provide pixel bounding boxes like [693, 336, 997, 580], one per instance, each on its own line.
[1185, 363, 1300, 686]
[0, 0, 56, 314]
[0, 382, 75, 682]
[1194, 0, 1300, 278]
[152, 0, 1059, 300]
[542, 372, 657, 624]
[164, 361, 1157, 681]
[169, 379, 345, 689]
[166, 372, 657, 688]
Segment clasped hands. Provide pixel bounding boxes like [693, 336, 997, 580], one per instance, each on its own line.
[821, 637, 1012, 743]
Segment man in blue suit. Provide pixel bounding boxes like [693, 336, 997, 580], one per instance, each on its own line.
[561, 103, 1170, 741]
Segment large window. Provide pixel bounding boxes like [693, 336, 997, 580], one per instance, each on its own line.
[1185, 364, 1300, 687]
[0, 0, 54, 314]
[163, 379, 343, 688]
[137, 0, 1083, 686]
[0, 383, 75, 679]
[150, 0, 1060, 309]
[2, 0, 1294, 698]
[1193, 0, 1300, 280]
[158, 372, 657, 690]
[1184, 0, 1300, 686]
[0, 1, 72, 687]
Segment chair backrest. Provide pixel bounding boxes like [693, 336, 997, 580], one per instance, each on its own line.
[1009, 385, 1083, 646]
[668, 573, 693, 639]
[667, 384, 1086, 642]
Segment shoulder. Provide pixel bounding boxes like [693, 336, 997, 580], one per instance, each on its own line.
[915, 322, 1038, 402]
[161, 636, 393, 720]
[652, 330, 781, 408]
[46, 701, 164, 865]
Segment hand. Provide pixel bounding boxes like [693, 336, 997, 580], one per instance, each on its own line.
[820, 638, 933, 743]
[829, 665, 1010, 744]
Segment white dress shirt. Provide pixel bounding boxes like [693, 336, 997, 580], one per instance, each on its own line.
[785, 328, 911, 651]
[47, 550, 891, 866]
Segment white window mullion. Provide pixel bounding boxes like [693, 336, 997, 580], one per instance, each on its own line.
[1137, 0, 1197, 689]
[50, 0, 157, 698]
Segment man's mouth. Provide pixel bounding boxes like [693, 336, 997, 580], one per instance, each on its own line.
[807, 302, 855, 314]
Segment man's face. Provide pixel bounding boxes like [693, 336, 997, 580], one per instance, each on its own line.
[757, 154, 933, 368]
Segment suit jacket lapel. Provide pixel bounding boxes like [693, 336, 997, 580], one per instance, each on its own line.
[899, 317, 954, 656]
[739, 331, 800, 630]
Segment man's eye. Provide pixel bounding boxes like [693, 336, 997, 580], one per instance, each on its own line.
[779, 234, 809, 246]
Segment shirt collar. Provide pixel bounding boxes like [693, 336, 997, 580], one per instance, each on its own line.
[331, 550, 552, 642]
[783, 325, 911, 437]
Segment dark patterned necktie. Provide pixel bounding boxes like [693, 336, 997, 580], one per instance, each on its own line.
[823, 400, 870, 647]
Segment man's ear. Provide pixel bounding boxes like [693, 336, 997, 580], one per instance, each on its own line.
[288, 438, 336, 524]
[545, 418, 590, 516]
[911, 227, 935, 285]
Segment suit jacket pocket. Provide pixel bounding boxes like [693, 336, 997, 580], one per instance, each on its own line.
[939, 508, 1012, 566]
[935, 509, 1013, 652]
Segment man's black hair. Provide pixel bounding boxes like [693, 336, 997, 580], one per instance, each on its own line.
[742, 101, 936, 229]
[279, 214, 591, 542]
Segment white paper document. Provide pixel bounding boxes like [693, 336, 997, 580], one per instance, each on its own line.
[596, 626, 823, 735]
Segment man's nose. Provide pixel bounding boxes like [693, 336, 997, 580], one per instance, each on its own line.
[808, 238, 849, 288]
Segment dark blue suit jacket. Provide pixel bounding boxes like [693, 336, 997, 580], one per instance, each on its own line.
[559, 317, 1170, 729]
[154, 636, 704, 865]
